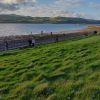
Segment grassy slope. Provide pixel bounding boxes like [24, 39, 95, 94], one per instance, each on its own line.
[0, 35, 100, 100]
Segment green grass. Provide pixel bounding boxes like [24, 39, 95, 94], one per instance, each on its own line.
[0, 35, 100, 100]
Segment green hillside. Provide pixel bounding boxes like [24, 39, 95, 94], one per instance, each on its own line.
[0, 14, 100, 24]
[0, 35, 100, 100]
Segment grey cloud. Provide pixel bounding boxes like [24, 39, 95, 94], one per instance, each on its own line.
[0, 3, 18, 11]
[0, 0, 92, 19]
[0, 0, 36, 11]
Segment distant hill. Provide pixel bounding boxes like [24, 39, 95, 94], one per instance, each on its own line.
[0, 14, 100, 24]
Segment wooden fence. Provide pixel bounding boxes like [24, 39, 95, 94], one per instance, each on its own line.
[0, 31, 98, 51]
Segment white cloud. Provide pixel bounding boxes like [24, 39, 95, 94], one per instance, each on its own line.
[7, 5, 86, 18]
[0, 0, 96, 19]
[55, 0, 81, 7]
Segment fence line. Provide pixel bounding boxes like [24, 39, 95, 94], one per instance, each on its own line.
[0, 31, 98, 51]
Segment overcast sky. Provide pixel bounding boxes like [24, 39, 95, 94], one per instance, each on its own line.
[0, 0, 100, 19]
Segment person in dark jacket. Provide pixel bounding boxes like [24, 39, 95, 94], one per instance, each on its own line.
[28, 39, 32, 46]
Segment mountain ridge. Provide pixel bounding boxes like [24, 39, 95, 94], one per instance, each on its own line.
[0, 14, 100, 24]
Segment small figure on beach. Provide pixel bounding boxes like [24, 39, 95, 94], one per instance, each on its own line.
[41, 31, 44, 35]
[51, 32, 53, 35]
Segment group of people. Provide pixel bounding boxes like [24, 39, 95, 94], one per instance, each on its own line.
[4, 39, 36, 50]
[28, 39, 35, 47]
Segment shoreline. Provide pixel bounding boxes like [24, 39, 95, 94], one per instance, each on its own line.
[0, 25, 100, 51]
[0, 24, 100, 38]
[0, 25, 100, 39]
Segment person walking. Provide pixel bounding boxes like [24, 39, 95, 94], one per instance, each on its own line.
[32, 39, 35, 46]
[28, 39, 32, 46]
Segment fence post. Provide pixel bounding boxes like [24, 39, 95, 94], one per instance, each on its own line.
[56, 35, 58, 42]
[5, 41, 8, 50]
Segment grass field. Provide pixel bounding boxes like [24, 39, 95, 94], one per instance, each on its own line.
[0, 35, 100, 100]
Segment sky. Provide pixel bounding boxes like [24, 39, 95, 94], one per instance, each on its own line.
[0, 0, 100, 20]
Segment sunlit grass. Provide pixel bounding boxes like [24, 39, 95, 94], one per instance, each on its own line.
[0, 35, 100, 100]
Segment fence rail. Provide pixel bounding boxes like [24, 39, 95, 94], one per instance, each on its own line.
[0, 31, 99, 51]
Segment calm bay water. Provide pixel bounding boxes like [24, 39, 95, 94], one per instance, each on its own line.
[0, 24, 90, 36]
